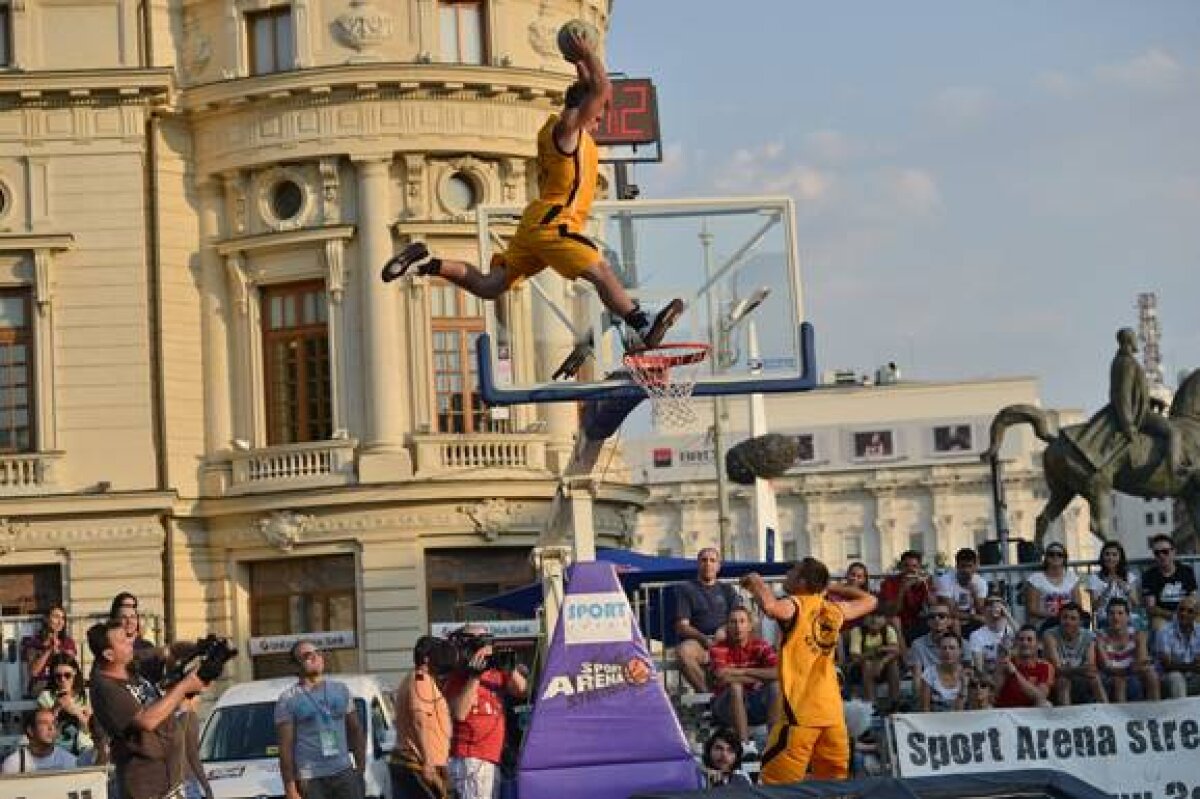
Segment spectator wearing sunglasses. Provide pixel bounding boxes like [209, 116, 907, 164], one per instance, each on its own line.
[1141, 535, 1197, 632]
[1024, 543, 1083, 633]
[906, 599, 962, 675]
[36, 653, 96, 763]
[1156, 597, 1200, 698]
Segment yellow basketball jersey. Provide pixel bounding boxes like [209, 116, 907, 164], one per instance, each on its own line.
[776, 593, 845, 728]
[525, 114, 598, 231]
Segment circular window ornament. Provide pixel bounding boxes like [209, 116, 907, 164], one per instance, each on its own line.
[0, 181, 12, 222]
[443, 172, 479, 213]
[257, 167, 314, 231]
[271, 179, 304, 221]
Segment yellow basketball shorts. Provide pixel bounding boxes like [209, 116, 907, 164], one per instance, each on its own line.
[493, 222, 601, 289]
[760, 722, 850, 784]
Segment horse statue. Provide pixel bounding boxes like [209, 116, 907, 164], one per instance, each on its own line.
[981, 367, 1200, 546]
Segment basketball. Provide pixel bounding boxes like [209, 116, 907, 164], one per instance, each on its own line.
[557, 19, 599, 62]
[623, 656, 651, 685]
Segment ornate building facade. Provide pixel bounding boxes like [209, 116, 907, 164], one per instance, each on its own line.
[0, 0, 634, 686]
[626, 377, 1095, 574]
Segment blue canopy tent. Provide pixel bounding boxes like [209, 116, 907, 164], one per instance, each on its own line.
[469, 548, 792, 645]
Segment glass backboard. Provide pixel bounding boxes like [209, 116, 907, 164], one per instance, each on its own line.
[474, 196, 817, 404]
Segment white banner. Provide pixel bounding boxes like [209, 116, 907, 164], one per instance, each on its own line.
[246, 629, 356, 657]
[563, 592, 630, 645]
[0, 766, 109, 799]
[430, 620, 540, 639]
[891, 698, 1200, 799]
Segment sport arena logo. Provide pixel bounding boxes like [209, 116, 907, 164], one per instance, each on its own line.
[563, 592, 630, 645]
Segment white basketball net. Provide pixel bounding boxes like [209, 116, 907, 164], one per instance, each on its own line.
[623, 344, 710, 431]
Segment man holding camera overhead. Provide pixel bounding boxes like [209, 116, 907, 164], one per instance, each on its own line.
[443, 624, 528, 799]
[87, 619, 226, 799]
[276, 640, 366, 799]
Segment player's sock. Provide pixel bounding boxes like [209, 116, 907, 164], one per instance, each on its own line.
[623, 304, 650, 332]
[637, 298, 685, 350]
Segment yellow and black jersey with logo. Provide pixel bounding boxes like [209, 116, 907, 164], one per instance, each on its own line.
[775, 593, 845, 728]
[522, 114, 598, 232]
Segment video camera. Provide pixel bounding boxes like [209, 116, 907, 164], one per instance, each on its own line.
[163, 634, 239, 689]
[439, 628, 518, 676]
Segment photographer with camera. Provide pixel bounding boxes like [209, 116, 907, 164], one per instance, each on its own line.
[443, 625, 527, 799]
[87, 620, 228, 799]
[275, 640, 366, 799]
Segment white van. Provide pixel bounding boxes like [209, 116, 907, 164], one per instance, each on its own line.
[200, 674, 395, 799]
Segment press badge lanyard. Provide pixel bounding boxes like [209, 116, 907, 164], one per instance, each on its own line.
[301, 682, 341, 758]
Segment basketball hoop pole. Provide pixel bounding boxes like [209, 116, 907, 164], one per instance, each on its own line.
[747, 319, 780, 561]
[701, 222, 734, 559]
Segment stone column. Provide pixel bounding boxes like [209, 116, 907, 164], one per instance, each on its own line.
[535, 276, 578, 471]
[354, 155, 413, 480]
[198, 180, 233, 458]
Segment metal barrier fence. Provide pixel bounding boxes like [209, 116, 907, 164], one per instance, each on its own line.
[632, 554, 1200, 646]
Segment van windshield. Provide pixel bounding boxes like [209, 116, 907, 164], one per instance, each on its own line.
[200, 698, 368, 762]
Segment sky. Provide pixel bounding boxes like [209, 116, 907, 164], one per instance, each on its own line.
[605, 1, 1200, 413]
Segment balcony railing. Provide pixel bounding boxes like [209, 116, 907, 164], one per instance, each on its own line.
[414, 433, 551, 478]
[227, 439, 358, 495]
[0, 452, 61, 494]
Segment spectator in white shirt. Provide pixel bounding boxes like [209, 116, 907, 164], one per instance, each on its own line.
[1087, 541, 1141, 631]
[1156, 597, 1200, 698]
[1, 708, 78, 774]
[935, 548, 988, 636]
[1024, 542, 1083, 633]
[969, 591, 1017, 681]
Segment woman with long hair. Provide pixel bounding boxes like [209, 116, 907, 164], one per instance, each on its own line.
[1023, 542, 1083, 632]
[35, 652, 95, 762]
[22, 605, 77, 696]
[1088, 540, 1141, 630]
[918, 633, 968, 712]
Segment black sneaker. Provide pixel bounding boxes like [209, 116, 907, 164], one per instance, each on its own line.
[627, 298, 685, 352]
[381, 242, 432, 283]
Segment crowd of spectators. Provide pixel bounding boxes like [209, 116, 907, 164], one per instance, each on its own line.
[661, 534, 1199, 759]
[836, 535, 1199, 713]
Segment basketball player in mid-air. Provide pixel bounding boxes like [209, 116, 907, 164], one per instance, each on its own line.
[382, 28, 683, 360]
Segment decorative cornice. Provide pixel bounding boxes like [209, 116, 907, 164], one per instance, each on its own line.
[0, 69, 174, 108]
[181, 63, 568, 114]
[0, 233, 74, 252]
[216, 223, 355, 257]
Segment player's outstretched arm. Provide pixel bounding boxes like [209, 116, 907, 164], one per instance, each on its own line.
[826, 583, 878, 624]
[555, 32, 612, 153]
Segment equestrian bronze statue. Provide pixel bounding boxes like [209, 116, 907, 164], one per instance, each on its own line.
[982, 328, 1200, 545]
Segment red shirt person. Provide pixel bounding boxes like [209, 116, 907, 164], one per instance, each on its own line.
[878, 551, 933, 644]
[443, 625, 527, 799]
[709, 607, 779, 745]
[994, 625, 1055, 708]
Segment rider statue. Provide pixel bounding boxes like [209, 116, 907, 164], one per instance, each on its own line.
[1065, 328, 1188, 485]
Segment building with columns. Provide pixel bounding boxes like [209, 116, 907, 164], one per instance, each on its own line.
[0, 0, 639, 688]
[625, 376, 1095, 574]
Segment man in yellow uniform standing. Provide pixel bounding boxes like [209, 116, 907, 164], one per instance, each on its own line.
[383, 29, 683, 355]
[741, 557, 876, 783]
